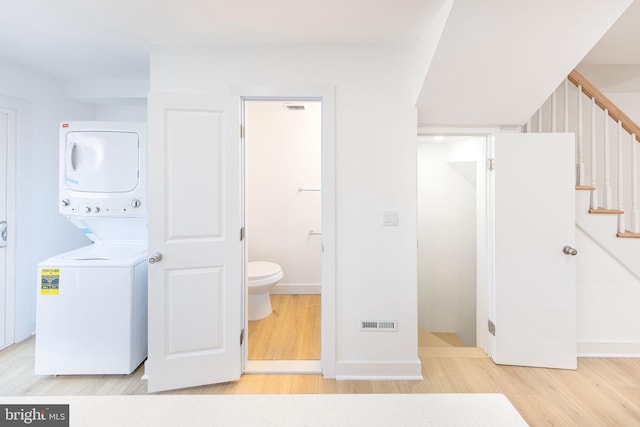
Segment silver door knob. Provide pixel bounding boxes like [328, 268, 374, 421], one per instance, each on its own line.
[0, 220, 6, 247]
[148, 252, 163, 264]
[562, 246, 578, 256]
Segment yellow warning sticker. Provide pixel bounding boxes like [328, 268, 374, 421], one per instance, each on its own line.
[40, 268, 60, 295]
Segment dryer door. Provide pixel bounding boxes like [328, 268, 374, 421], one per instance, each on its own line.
[65, 131, 140, 193]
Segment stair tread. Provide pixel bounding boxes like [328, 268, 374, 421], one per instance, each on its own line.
[617, 231, 640, 238]
[589, 207, 624, 214]
[418, 346, 488, 359]
[576, 185, 596, 190]
[418, 329, 454, 347]
[431, 332, 466, 347]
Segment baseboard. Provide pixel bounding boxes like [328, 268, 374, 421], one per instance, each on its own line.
[577, 340, 640, 357]
[334, 360, 423, 380]
[270, 283, 321, 295]
[244, 360, 322, 374]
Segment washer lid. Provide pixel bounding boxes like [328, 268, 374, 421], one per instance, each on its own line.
[248, 261, 282, 280]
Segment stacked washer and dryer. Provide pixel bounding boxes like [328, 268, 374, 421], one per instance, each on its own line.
[35, 122, 148, 375]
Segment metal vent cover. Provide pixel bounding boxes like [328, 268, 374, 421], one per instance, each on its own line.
[360, 320, 397, 331]
[284, 104, 306, 111]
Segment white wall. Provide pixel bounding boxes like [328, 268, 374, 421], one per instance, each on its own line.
[95, 104, 147, 122]
[246, 101, 321, 288]
[0, 57, 95, 341]
[576, 228, 640, 356]
[417, 137, 481, 346]
[150, 46, 420, 377]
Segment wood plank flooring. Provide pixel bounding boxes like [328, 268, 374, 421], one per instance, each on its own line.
[2, 306, 640, 426]
[248, 294, 320, 360]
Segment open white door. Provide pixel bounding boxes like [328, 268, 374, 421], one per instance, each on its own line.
[490, 133, 576, 369]
[146, 92, 242, 392]
[0, 107, 16, 351]
[0, 110, 8, 350]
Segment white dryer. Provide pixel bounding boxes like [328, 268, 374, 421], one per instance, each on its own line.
[35, 122, 148, 375]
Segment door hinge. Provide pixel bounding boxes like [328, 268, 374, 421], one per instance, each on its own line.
[240, 124, 244, 138]
[488, 319, 496, 336]
[240, 328, 245, 346]
[487, 158, 495, 171]
[240, 227, 245, 241]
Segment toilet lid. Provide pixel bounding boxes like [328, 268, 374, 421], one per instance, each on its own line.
[248, 261, 282, 280]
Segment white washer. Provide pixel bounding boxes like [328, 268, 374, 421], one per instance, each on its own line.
[35, 122, 148, 375]
[35, 244, 147, 375]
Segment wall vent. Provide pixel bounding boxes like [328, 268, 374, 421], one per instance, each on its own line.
[284, 104, 306, 111]
[360, 320, 397, 331]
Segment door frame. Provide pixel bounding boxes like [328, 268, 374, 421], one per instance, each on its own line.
[0, 100, 19, 350]
[235, 86, 336, 377]
[417, 126, 503, 353]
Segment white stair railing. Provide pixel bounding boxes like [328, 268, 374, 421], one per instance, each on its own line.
[617, 121, 625, 233]
[632, 133, 639, 233]
[590, 96, 598, 210]
[603, 108, 612, 210]
[526, 69, 640, 236]
[576, 83, 584, 186]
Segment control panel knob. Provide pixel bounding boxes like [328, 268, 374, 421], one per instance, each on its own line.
[131, 199, 141, 208]
[94, 207, 101, 213]
[62, 199, 70, 207]
[84, 206, 91, 214]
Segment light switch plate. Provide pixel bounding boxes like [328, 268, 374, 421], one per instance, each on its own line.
[382, 210, 399, 226]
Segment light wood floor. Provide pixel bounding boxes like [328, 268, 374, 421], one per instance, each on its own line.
[2, 324, 640, 425]
[248, 294, 320, 360]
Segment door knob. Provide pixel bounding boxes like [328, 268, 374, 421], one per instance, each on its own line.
[148, 252, 163, 264]
[562, 245, 578, 256]
[0, 221, 6, 248]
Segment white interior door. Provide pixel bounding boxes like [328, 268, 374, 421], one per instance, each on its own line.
[0, 106, 16, 351]
[0, 110, 8, 350]
[146, 92, 242, 392]
[490, 132, 576, 369]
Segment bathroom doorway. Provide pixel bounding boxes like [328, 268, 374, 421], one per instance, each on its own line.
[416, 135, 486, 352]
[243, 99, 323, 373]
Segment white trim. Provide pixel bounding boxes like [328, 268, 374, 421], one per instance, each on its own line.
[270, 283, 321, 295]
[244, 360, 321, 374]
[335, 361, 423, 380]
[235, 85, 336, 379]
[577, 340, 640, 357]
[418, 126, 502, 136]
[0, 98, 22, 350]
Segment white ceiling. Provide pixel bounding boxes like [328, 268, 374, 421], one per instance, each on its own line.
[0, 0, 441, 79]
[417, 0, 635, 126]
[577, 1, 640, 93]
[581, 0, 640, 65]
[0, 0, 637, 121]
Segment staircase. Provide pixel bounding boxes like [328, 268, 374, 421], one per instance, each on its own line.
[418, 328, 486, 359]
[526, 71, 640, 357]
[526, 70, 640, 263]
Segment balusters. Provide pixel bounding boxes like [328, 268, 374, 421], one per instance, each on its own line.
[590, 97, 598, 209]
[603, 109, 612, 209]
[577, 84, 584, 186]
[538, 72, 640, 235]
[537, 104, 543, 133]
[617, 121, 625, 233]
[563, 80, 569, 133]
[632, 134, 640, 234]
[551, 91, 557, 132]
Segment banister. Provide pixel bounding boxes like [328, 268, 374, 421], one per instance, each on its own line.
[568, 69, 640, 139]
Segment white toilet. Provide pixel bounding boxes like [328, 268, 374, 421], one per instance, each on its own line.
[247, 261, 283, 321]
